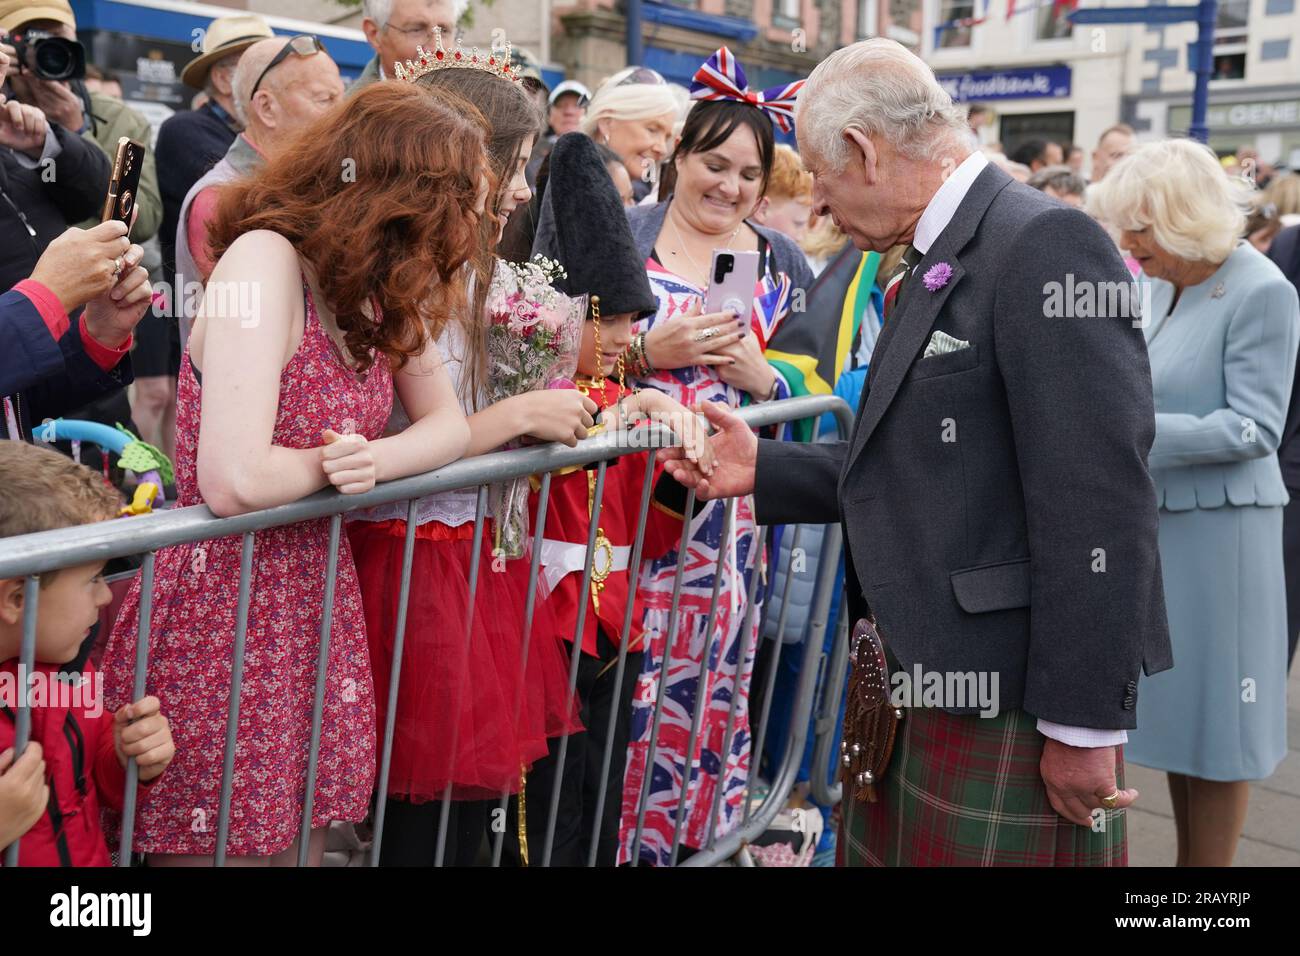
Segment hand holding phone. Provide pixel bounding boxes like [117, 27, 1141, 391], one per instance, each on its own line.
[102, 136, 146, 237]
[704, 249, 760, 331]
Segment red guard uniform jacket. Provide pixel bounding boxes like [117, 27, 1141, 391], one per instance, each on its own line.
[531, 379, 688, 658]
[0, 659, 153, 866]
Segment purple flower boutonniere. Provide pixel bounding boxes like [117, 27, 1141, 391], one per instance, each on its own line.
[923, 262, 953, 292]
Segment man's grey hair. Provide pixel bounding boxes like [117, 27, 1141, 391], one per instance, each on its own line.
[797, 38, 969, 169]
[362, 0, 469, 27]
[1027, 164, 1087, 198]
[362, 0, 392, 25]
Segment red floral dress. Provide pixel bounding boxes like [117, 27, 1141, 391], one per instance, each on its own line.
[101, 282, 393, 856]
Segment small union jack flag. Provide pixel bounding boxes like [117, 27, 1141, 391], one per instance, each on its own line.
[689, 46, 805, 133]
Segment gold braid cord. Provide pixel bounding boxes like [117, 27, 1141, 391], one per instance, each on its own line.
[517, 764, 529, 865]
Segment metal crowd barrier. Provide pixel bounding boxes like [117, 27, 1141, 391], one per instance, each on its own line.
[0, 394, 853, 867]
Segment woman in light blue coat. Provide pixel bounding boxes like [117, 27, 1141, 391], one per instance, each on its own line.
[1091, 139, 1300, 866]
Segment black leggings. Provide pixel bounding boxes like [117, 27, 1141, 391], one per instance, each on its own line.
[375, 796, 490, 867]
[504, 630, 642, 866]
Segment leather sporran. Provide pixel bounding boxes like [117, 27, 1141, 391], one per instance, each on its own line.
[840, 617, 904, 803]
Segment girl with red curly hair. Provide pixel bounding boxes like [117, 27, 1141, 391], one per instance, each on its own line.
[100, 82, 482, 865]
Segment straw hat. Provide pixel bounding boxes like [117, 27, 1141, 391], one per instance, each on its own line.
[180, 13, 274, 90]
[0, 0, 75, 31]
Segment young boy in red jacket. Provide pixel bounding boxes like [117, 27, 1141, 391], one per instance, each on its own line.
[505, 134, 713, 866]
[0, 441, 174, 866]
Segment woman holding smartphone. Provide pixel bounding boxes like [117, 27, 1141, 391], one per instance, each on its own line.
[616, 48, 811, 866]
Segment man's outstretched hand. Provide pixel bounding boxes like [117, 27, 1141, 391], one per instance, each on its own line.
[657, 400, 757, 501]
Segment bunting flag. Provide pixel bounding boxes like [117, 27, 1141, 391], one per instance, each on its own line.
[752, 271, 792, 350]
[766, 243, 881, 442]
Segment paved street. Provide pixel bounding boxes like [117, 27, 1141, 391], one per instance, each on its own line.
[1125, 664, 1300, 866]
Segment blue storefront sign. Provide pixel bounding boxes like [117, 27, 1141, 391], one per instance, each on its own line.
[936, 66, 1072, 102]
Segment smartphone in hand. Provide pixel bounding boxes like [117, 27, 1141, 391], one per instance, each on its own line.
[704, 249, 760, 331]
[101, 136, 146, 236]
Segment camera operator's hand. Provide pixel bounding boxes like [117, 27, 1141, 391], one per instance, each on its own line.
[0, 96, 47, 158]
[29, 220, 134, 315]
[6, 72, 84, 133]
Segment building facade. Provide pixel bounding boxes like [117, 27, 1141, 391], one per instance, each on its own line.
[919, 1, 1135, 161]
[1119, 0, 1300, 167]
[459, 1, 859, 97]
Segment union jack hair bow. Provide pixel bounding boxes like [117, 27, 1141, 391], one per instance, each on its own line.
[689, 46, 805, 134]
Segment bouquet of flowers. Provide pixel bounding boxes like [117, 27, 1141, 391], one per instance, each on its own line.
[485, 255, 586, 557]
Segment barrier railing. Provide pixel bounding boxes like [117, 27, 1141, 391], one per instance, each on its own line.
[0, 394, 853, 867]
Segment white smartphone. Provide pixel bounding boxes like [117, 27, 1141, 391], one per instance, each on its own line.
[704, 249, 760, 329]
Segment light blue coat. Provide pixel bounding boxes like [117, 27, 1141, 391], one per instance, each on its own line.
[1126, 241, 1299, 779]
[1145, 242, 1300, 511]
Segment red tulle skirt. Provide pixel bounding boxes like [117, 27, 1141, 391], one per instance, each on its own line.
[348, 518, 582, 802]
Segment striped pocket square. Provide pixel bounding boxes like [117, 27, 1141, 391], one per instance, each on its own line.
[923, 330, 970, 359]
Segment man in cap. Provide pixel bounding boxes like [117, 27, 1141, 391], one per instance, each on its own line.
[548, 79, 589, 137]
[524, 78, 590, 189]
[144, 13, 271, 462]
[0, 2, 112, 292]
[351, 0, 460, 93]
[1, 1, 160, 240]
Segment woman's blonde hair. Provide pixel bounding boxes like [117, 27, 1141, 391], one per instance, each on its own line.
[801, 214, 845, 260]
[767, 144, 813, 203]
[581, 68, 680, 139]
[1264, 172, 1300, 218]
[1087, 138, 1252, 264]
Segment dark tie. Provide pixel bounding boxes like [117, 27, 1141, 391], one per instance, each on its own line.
[881, 244, 922, 324]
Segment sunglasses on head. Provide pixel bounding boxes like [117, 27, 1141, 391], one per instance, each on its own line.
[616, 66, 666, 87]
[251, 34, 325, 96]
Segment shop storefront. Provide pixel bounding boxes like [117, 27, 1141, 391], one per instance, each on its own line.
[1165, 92, 1300, 166]
[68, 0, 371, 140]
[936, 64, 1076, 156]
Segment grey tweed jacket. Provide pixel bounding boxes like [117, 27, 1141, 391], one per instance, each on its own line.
[753, 163, 1173, 730]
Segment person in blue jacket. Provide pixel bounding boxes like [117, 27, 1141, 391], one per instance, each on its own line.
[1, 219, 151, 440]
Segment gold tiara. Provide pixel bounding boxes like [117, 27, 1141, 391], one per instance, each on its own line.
[393, 26, 521, 85]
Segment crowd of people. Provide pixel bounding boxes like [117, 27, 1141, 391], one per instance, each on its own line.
[2, 0, 1299, 869]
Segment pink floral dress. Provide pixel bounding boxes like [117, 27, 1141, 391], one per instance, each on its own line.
[101, 281, 393, 856]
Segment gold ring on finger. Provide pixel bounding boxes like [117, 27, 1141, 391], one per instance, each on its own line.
[1100, 790, 1121, 809]
[694, 327, 718, 343]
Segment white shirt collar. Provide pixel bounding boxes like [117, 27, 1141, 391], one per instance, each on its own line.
[913, 150, 989, 257]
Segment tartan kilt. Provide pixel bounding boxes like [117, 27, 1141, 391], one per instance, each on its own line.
[838, 707, 1127, 866]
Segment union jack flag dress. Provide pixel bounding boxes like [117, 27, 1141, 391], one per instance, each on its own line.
[618, 254, 792, 865]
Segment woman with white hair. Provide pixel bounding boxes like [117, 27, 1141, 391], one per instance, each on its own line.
[1090, 138, 1300, 866]
[581, 66, 679, 202]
